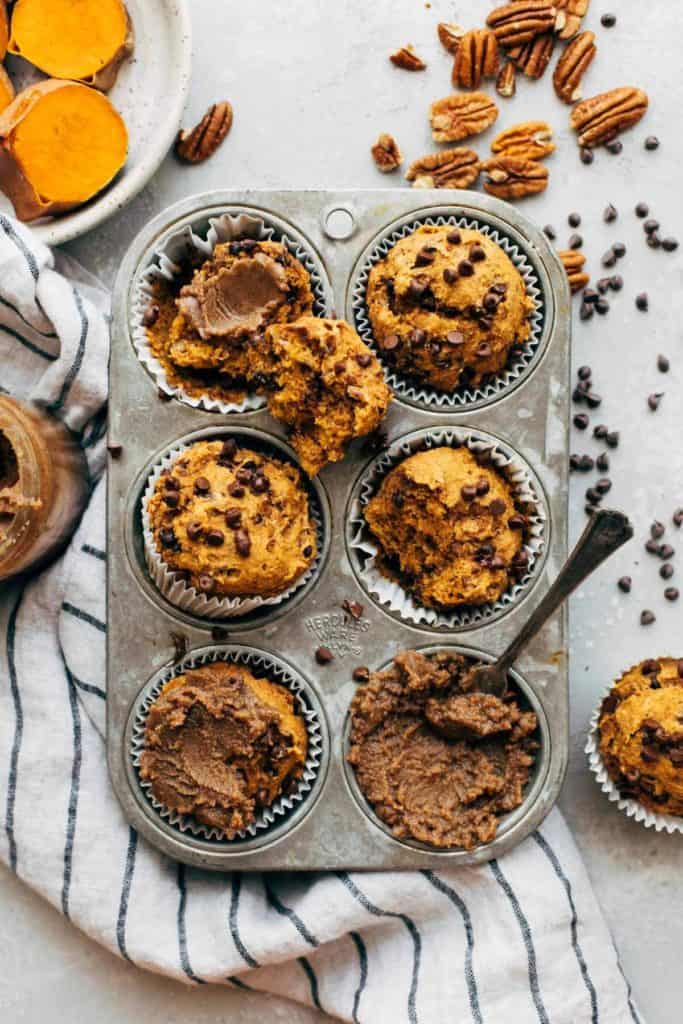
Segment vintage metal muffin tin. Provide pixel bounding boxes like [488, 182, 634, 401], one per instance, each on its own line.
[108, 189, 571, 870]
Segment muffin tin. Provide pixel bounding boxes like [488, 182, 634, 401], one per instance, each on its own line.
[108, 189, 571, 870]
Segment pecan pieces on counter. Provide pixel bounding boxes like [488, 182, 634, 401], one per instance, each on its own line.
[451, 29, 500, 89]
[371, 132, 403, 172]
[175, 102, 233, 164]
[482, 157, 549, 199]
[430, 92, 499, 143]
[570, 87, 649, 148]
[405, 148, 481, 189]
[554, 0, 590, 39]
[390, 45, 426, 71]
[486, 1, 556, 47]
[559, 250, 590, 293]
[553, 30, 596, 103]
[491, 121, 555, 161]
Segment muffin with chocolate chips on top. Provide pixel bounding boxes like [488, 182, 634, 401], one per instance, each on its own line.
[365, 224, 534, 392]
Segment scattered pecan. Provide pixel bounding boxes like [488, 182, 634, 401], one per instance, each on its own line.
[482, 156, 549, 199]
[496, 61, 517, 97]
[175, 102, 233, 164]
[430, 93, 499, 143]
[486, 1, 556, 47]
[553, 31, 597, 103]
[559, 250, 590, 293]
[570, 87, 649, 148]
[390, 45, 426, 71]
[491, 121, 555, 160]
[437, 22, 466, 54]
[406, 148, 481, 189]
[508, 32, 555, 79]
[554, 0, 590, 39]
[371, 132, 403, 172]
[452, 29, 500, 89]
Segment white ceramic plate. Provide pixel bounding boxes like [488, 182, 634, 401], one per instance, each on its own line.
[0, 0, 192, 247]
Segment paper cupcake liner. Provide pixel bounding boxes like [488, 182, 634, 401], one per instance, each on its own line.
[130, 645, 324, 842]
[141, 435, 325, 620]
[346, 427, 547, 630]
[586, 683, 683, 835]
[131, 209, 334, 413]
[351, 211, 546, 410]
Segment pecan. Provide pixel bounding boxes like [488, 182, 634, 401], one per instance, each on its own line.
[496, 61, 517, 97]
[390, 45, 426, 71]
[553, 31, 596, 103]
[491, 121, 555, 160]
[371, 132, 403, 172]
[559, 250, 590, 293]
[175, 102, 233, 164]
[554, 0, 589, 39]
[482, 157, 549, 199]
[451, 29, 500, 89]
[508, 32, 555, 79]
[430, 93, 499, 143]
[486, 1, 556, 47]
[406, 148, 481, 189]
[437, 22, 466, 54]
[570, 87, 649, 147]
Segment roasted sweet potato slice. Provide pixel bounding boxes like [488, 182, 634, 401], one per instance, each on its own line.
[8, 0, 134, 92]
[0, 80, 128, 221]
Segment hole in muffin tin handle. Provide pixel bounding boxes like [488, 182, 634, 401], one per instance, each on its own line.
[322, 205, 356, 241]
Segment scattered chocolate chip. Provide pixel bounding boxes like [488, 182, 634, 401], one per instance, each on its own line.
[198, 574, 215, 594]
[489, 498, 506, 516]
[601, 12, 616, 26]
[194, 476, 211, 495]
[225, 508, 242, 529]
[618, 576, 632, 593]
[673, 509, 683, 528]
[646, 233, 662, 250]
[458, 259, 474, 277]
[606, 139, 622, 154]
[415, 245, 437, 267]
[648, 392, 664, 411]
[447, 228, 462, 244]
[579, 302, 594, 321]
[508, 514, 526, 529]
[443, 267, 459, 284]
[586, 392, 602, 409]
[662, 237, 679, 252]
[596, 478, 612, 495]
[164, 476, 180, 491]
[644, 135, 660, 151]
[580, 147, 594, 165]
[543, 224, 556, 240]
[568, 212, 581, 228]
[645, 538, 661, 554]
[635, 202, 649, 218]
[603, 203, 618, 223]
[569, 233, 583, 249]
[579, 454, 595, 472]
[612, 241, 626, 258]
[601, 247, 617, 268]
[142, 304, 160, 328]
[586, 487, 602, 505]
[608, 274, 623, 291]
[187, 521, 203, 541]
[593, 424, 608, 440]
[596, 453, 610, 472]
[635, 292, 649, 311]
[235, 529, 251, 556]
[107, 443, 123, 459]
[595, 297, 610, 315]
[665, 587, 680, 602]
[640, 609, 656, 626]
[470, 244, 486, 262]
[659, 544, 675, 560]
[408, 275, 431, 299]
[342, 599, 364, 620]
[660, 563, 674, 580]
[577, 365, 592, 380]
[159, 527, 176, 548]
[228, 483, 245, 498]
[236, 468, 254, 485]
[251, 474, 270, 494]
[353, 666, 370, 683]
[606, 431, 620, 448]
[163, 491, 179, 508]
[315, 646, 334, 665]
[573, 413, 589, 430]
[643, 218, 659, 235]
[596, 277, 611, 294]
[651, 521, 666, 539]
[206, 529, 224, 547]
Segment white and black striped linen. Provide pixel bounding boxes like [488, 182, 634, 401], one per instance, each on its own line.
[0, 214, 642, 1022]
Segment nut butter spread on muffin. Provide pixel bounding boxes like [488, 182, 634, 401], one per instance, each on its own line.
[146, 439, 317, 599]
[347, 650, 538, 850]
[598, 657, 683, 815]
[365, 224, 533, 391]
[140, 662, 308, 835]
[363, 445, 527, 609]
[251, 317, 392, 476]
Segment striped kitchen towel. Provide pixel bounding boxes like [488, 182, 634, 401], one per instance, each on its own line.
[0, 213, 642, 1023]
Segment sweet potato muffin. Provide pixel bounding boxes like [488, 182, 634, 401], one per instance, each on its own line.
[365, 224, 534, 391]
[363, 445, 528, 609]
[598, 657, 683, 816]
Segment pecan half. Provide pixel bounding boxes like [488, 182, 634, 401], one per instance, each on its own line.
[553, 31, 596, 103]
[482, 157, 549, 199]
[175, 102, 233, 164]
[508, 32, 555, 79]
[554, 0, 589, 39]
[496, 62, 517, 97]
[452, 29, 500, 89]
[371, 133, 403, 172]
[559, 250, 589, 293]
[570, 87, 649, 147]
[491, 121, 555, 160]
[486, 1, 556, 47]
[438, 22, 466, 54]
[390, 45, 426, 71]
[430, 93, 499, 143]
[406, 148, 481, 189]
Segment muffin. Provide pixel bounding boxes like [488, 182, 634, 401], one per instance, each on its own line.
[139, 661, 308, 836]
[598, 658, 683, 816]
[145, 439, 317, 601]
[144, 238, 314, 404]
[347, 649, 538, 849]
[365, 224, 534, 391]
[251, 317, 392, 476]
[363, 445, 528, 609]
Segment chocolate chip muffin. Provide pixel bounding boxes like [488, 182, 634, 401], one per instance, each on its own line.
[598, 658, 683, 816]
[251, 317, 392, 476]
[363, 445, 529, 609]
[140, 661, 308, 836]
[145, 439, 317, 600]
[347, 649, 538, 849]
[365, 224, 534, 391]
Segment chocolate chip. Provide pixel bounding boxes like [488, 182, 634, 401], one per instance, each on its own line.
[475, 477, 490, 497]
[303, 544, 313, 558]
[194, 476, 210, 495]
[646, 233, 662, 250]
[640, 609, 656, 626]
[580, 302, 594, 321]
[446, 330, 465, 346]
[596, 478, 612, 494]
[106, 442, 123, 461]
[648, 392, 664, 411]
[415, 245, 437, 267]
[458, 259, 474, 277]
[408, 276, 430, 299]
[678, 660, 683, 678]
[142, 304, 160, 327]
[577, 365, 592, 380]
[353, 666, 370, 683]
[601, 12, 616, 26]
[644, 135, 660, 151]
[586, 487, 602, 505]
[595, 298, 610, 315]
[342, 599, 364, 620]
[236, 468, 253, 484]
[381, 333, 400, 350]
[235, 529, 251, 557]
[635, 202, 649, 218]
[596, 277, 611, 294]
[660, 563, 674, 580]
[659, 544, 675, 560]
[461, 484, 477, 501]
[569, 233, 583, 250]
[543, 224, 557, 240]
[645, 538, 661, 554]
[606, 431, 620, 448]
[613, 242, 627, 258]
[580, 148, 594, 165]
[228, 483, 245, 498]
[642, 662, 659, 677]
[643, 218, 659, 234]
[603, 203, 618, 223]
[601, 247, 617, 268]
[606, 139, 622, 154]
[586, 392, 602, 409]
[665, 587, 680, 602]
[512, 549, 528, 567]
[508, 514, 526, 530]
[218, 438, 238, 465]
[483, 293, 499, 312]
[476, 342, 492, 358]
[164, 475, 180, 491]
[187, 521, 203, 541]
[447, 228, 462, 244]
[470, 244, 486, 262]
[651, 520, 665, 539]
[489, 498, 506, 515]
[356, 352, 372, 368]
[596, 453, 609, 472]
[674, 509, 683, 528]
[206, 529, 224, 547]
[163, 491, 179, 508]
[198, 574, 215, 594]
[662, 237, 679, 252]
[225, 508, 242, 529]
[618, 576, 632, 593]
[579, 454, 595, 472]
[251, 474, 269, 494]
[315, 646, 334, 665]
[573, 413, 589, 430]
[159, 527, 176, 548]
[443, 267, 459, 284]
[568, 212, 581, 228]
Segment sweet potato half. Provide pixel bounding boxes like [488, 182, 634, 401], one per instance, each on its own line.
[8, 0, 134, 92]
[0, 80, 128, 221]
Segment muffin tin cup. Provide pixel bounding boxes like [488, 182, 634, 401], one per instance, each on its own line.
[350, 209, 547, 411]
[586, 688, 683, 836]
[346, 426, 548, 631]
[131, 209, 334, 413]
[129, 644, 326, 843]
[141, 435, 326, 620]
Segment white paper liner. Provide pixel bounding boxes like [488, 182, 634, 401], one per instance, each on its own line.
[131, 210, 333, 413]
[130, 645, 324, 842]
[351, 212, 546, 409]
[142, 437, 324, 620]
[347, 428, 547, 629]
[586, 683, 683, 835]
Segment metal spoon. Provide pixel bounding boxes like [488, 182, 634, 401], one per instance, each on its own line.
[467, 508, 634, 697]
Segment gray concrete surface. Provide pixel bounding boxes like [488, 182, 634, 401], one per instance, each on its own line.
[2, 1, 681, 1020]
